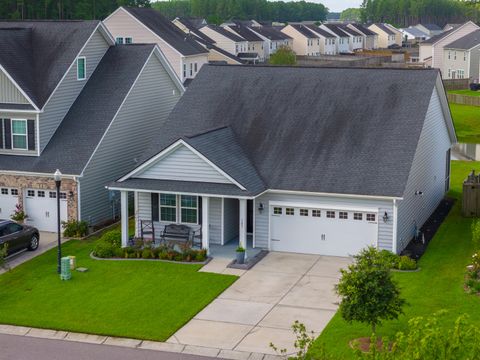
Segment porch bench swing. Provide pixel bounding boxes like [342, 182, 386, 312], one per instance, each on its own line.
[160, 224, 203, 249]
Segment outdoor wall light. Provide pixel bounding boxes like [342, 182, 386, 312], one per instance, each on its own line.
[258, 203, 264, 212]
[415, 191, 424, 196]
[383, 211, 389, 223]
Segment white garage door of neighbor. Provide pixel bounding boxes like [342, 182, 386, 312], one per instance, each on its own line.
[0, 187, 19, 219]
[25, 189, 68, 232]
[270, 204, 378, 257]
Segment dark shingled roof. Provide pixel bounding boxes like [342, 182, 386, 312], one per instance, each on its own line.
[0, 45, 156, 175]
[204, 25, 245, 42]
[0, 20, 100, 108]
[123, 7, 207, 56]
[337, 24, 362, 36]
[227, 25, 263, 42]
[249, 26, 292, 41]
[350, 23, 377, 36]
[323, 24, 350, 37]
[206, 43, 244, 64]
[305, 25, 336, 38]
[125, 65, 441, 198]
[445, 29, 480, 50]
[419, 23, 442, 31]
[372, 23, 395, 35]
[175, 17, 215, 44]
[421, 24, 471, 44]
[290, 24, 319, 38]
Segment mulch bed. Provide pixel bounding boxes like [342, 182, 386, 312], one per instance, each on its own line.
[401, 197, 455, 260]
[349, 337, 392, 353]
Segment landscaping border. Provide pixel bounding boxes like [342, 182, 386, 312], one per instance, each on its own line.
[90, 252, 212, 265]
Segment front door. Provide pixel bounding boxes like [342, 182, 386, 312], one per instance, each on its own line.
[247, 200, 253, 234]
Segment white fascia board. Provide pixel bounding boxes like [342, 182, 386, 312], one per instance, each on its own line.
[435, 75, 457, 144]
[261, 189, 403, 201]
[0, 66, 39, 111]
[268, 200, 380, 213]
[106, 186, 253, 200]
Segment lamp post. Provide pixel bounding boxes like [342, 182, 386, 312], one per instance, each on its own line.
[54, 169, 62, 274]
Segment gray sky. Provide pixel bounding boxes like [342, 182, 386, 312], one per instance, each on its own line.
[311, 0, 363, 12]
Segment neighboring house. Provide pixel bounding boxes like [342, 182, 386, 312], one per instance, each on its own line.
[400, 27, 429, 45]
[172, 17, 215, 45]
[320, 24, 351, 53]
[110, 65, 455, 258]
[444, 24, 461, 32]
[104, 7, 208, 83]
[347, 23, 378, 50]
[384, 23, 403, 46]
[368, 23, 397, 48]
[337, 24, 364, 52]
[415, 23, 443, 37]
[281, 24, 321, 56]
[419, 21, 480, 69]
[199, 25, 248, 57]
[223, 24, 265, 62]
[443, 30, 480, 81]
[0, 21, 184, 231]
[247, 26, 293, 59]
[305, 25, 337, 55]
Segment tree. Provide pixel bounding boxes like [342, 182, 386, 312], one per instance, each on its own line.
[336, 246, 405, 335]
[268, 46, 296, 66]
[340, 8, 361, 22]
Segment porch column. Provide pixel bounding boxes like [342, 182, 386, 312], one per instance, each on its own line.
[121, 191, 129, 247]
[202, 196, 210, 254]
[239, 198, 247, 254]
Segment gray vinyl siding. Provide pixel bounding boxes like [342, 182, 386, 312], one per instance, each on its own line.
[39, 29, 109, 152]
[396, 88, 452, 252]
[223, 198, 239, 244]
[79, 54, 182, 225]
[0, 70, 29, 104]
[137, 144, 232, 184]
[254, 191, 394, 250]
[209, 197, 222, 244]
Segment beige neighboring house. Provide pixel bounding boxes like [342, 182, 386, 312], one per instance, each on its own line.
[223, 24, 266, 62]
[443, 30, 480, 81]
[199, 25, 247, 56]
[384, 23, 403, 46]
[368, 23, 397, 48]
[104, 7, 208, 83]
[419, 21, 480, 70]
[348, 23, 378, 50]
[281, 24, 321, 56]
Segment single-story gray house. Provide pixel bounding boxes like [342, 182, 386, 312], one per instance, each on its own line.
[109, 65, 456, 257]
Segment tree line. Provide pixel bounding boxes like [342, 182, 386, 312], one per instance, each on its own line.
[361, 0, 480, 28]
[152, 0, 328, 24]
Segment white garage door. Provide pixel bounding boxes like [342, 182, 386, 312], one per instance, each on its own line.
[270, 204, 378, 257]
[0, 187, 19, 219]
[25, 189, 68, 232]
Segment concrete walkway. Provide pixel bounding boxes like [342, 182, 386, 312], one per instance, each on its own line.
[171, 252, 351, 355]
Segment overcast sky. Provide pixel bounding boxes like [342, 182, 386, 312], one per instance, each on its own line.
[312, 0, 363, 12]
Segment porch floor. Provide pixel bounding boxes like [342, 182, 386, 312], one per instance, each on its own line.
[209, 235, 261, 259]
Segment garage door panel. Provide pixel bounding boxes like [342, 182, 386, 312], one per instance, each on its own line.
[0, 187, 19, 219]
[25, 189, 68, 232]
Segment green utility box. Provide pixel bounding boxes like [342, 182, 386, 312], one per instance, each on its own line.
[61, 257, 72, 280]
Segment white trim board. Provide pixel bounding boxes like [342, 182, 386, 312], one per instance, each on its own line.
[268, 201, 380, 213]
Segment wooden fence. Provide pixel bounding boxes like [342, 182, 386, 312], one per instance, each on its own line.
[447, 93, 480, 107]
[443, 79, 469, 91]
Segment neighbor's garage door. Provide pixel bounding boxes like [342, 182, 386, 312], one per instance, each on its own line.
[0, 187, 19, 219]
[270, 205, 378, 257]
[25, 189, 68, 232]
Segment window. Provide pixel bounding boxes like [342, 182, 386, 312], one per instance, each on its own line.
[49, 192, 56, 198]
[464, 52, 467, 61]
[11, 189, 18, 196]
[366, 213, 376, 222]
[339, 211, 348, 219]
[181, 195, 198, 224]
[38, 191, 45, 198]
[273, 207, 282, 215]
[194, 63, 198, 73]
[1, 188, 7, 195]
[5, 223, 22, 235]
[448, 68, 451, 78]
[77, 57, 86, 80]
[454, 51, 457, 60]
[11, 119, 27, 150]
[189, 63, 193, 77]
[312, 209, 321, 217]
[59, 192, 67, 199]
[125, 37, 133, 44]
[354, 212, 363, 220]
[27, 190, 35, 197]
[183, 64, 186, 79]
[448, 51, 451, 60]
[300, 209, 309, 216]
[286, 208, 294, 215]
[326, 211, 335, 218]
[160, 194, 177, 222]
[115, 37, 124, 44]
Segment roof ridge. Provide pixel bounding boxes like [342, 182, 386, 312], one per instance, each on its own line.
[205, 63, 440, 72]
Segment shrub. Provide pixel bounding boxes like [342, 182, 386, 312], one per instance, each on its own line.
[0, 243, 8, 270]
[100, 230, 121, 247]
[379, 250, 417, 271]
[62, 220, 89, 238]
[195, 249, 207, 262]
[11, 203, 27, 222]
[397, 255, 417, 270]
[142, 248, 154, 259]
[93, 241, 116, 258]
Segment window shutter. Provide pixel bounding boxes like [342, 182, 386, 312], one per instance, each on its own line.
[4, 119, 11, 149]
[151, 193, 159, 222]
[0, 119, 3, 149]
[27, 119, 35, 151]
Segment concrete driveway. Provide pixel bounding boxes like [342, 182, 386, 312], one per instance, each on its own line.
[169, 252, 351, 355]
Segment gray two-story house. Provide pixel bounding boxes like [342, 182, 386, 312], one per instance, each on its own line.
[0, 20, 183, 232]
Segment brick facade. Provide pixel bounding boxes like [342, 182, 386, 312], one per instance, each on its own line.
[0, 174, 78, 221]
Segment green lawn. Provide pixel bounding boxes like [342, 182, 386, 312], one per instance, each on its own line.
[0, 237, 237, 341]
[449, 89, 480, 97]
[450, 103, 480, 143]
[311, 160, 480, 358]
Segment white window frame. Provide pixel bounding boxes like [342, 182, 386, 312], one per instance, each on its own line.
[125, 37, 133, 44]
[116, 37, 124, 44]
[180, 195, 198, 224]
[77, 56, 86, 81]
[160, 193, 177, 223]
[11, 119, 28, 150]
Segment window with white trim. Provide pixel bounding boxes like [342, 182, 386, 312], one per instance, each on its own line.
[116, 37, 124, 44]
[326, 211, 335, 218]
[77, 57, 86, 80]
[49, 191, 56, 198]
[11, 119, 27, 150]
[11, 189, 18, 196]
[38, 191, 45, 197]
[125, 37, 133, 44]
[1, 188, 8, 195]
[181, 195, 198, 224]
[183, 64, 186, 79]
[464, 52, 467, 61]
[273, 207, 282, 215]
[366, 213, 376, 222]
[27, 190, 35, 197]
[286, 208, 294, 215]
[194, 63, 198, 72]
[160, 194, 177, 222]
[339, 211, 348, 219]
[189, 63, 193, 77]
[300, 209, 308, 216]
[312, 209, 321, 217]
[59, 192, 67, 199]
[354, 212, 362, 220]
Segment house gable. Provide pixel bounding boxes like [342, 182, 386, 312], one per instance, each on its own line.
[134, 142, 237, 186]
[0, 68, 30, 105]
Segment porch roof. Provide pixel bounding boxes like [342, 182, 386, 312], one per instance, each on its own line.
[108, 178, 259, 197]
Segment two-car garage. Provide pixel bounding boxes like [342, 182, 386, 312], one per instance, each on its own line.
[270, 203, 378, 257]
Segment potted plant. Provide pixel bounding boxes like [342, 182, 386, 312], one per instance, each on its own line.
[11, 204, 27, 224]
[236, 246, 246, 264]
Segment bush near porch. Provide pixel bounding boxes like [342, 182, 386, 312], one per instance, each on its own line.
[310, 160, 480, 358]
[0, 227, 237, 341]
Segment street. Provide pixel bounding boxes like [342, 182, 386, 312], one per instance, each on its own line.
[0, 334, 217, 360]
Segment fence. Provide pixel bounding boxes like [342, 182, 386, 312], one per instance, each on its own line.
[443, 79, 469, 91]
[447, 93, 480, 107]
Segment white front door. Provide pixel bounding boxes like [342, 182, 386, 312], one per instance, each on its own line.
[0, 187, 19, 219]
[24, 189, 68, 232]
[270, 205, 378, 257]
